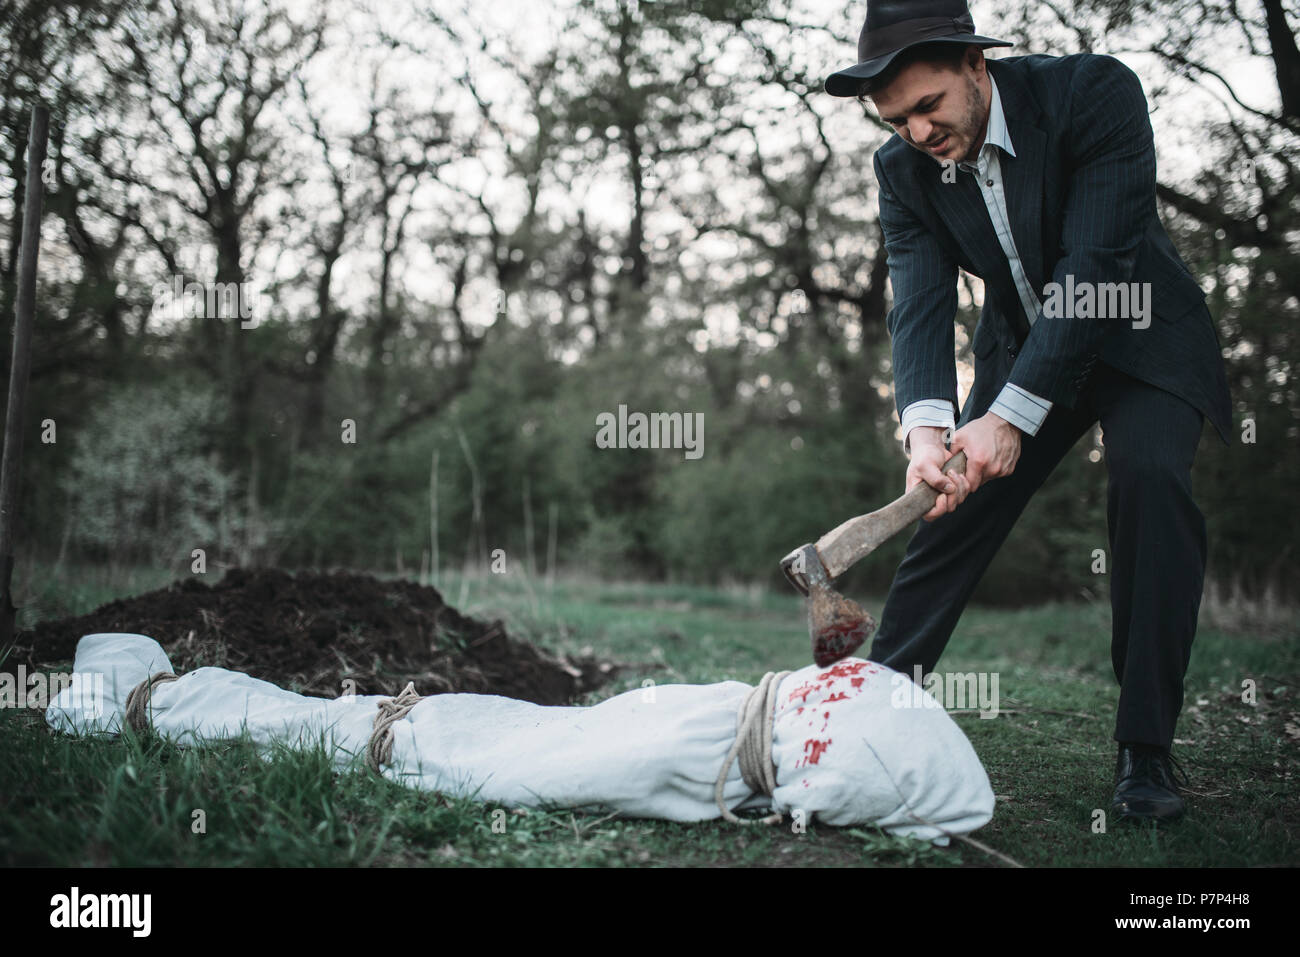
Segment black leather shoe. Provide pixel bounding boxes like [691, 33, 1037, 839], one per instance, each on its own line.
[1111, 743, 1188, 823]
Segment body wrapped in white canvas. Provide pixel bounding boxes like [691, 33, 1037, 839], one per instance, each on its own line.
[46, 633, 995, 844]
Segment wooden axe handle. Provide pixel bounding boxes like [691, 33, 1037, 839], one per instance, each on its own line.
[817, 451, 968, 579]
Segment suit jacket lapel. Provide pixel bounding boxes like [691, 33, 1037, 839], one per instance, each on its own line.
[988, 60, 1048, 296]
[914, 155, 1006, 285]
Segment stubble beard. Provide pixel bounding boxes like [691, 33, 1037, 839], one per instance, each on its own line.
[958, 75, 989, 164]
[912, 75, 988, 165]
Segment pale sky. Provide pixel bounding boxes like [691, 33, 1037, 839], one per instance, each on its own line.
[28, 0, 1274, 383]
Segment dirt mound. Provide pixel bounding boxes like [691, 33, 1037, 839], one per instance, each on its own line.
[13, 567, 615, 705]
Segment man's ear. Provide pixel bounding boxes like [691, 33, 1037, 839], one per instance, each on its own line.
[964, 45, 986, 77]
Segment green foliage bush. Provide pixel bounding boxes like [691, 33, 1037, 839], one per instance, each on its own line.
[60, 383, 244, 567]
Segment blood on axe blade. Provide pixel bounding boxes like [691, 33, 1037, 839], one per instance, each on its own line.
[781, 451, 968, 667]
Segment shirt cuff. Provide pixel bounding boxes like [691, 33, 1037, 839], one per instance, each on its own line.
[989, 383, 1052, 436]
[900, 399, 956, 455]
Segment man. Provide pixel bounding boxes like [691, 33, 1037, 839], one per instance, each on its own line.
[824, 0, 1232, 822]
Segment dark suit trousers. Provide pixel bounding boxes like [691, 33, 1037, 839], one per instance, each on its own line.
[867, 362, 1207, 750]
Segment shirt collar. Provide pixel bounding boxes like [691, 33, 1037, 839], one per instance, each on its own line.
[960, 74, 1016, 171]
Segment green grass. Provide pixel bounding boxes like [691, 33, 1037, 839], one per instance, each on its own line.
[2, 564, 1297, 867]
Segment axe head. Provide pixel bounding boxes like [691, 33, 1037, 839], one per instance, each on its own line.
[808, 582, 877, 667]
[781, 543, 878, 667]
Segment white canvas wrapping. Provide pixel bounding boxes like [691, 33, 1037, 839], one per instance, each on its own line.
[46, 633, 995, 843]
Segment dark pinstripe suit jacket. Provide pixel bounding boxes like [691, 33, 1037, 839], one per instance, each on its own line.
[873, 53, 1233, 443]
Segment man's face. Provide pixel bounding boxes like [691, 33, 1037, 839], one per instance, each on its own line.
[869, 52, 990, 165]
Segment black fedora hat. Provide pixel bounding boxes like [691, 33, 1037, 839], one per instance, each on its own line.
[825, 0, 1012, 97]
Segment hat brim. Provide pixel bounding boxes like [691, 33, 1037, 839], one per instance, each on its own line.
[825, 35, 1013, 98]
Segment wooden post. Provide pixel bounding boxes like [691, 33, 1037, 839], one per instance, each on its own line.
[429, 448, 439, 588]
[0, 104, 50, 648]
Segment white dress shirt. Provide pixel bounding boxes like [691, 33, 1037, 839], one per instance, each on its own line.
[899, 73, 1053, 453]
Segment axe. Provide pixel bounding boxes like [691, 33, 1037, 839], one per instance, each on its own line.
[780, 451, 967, 667]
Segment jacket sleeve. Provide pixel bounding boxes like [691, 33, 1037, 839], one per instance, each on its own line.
[874, 149, 960, 423]
[1006, 54, 1157, 405]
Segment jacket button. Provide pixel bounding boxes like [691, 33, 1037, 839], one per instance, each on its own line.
[1006, 345, 1018, 359]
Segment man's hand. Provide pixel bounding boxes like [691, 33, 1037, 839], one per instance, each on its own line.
[906, 426, 971, 522]
[950, 412, 1022, 497]
[906, 414, 1022, 521]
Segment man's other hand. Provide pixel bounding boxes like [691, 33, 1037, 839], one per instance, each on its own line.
[951, 412, 1022, 497]
[906, 426, 971, 522]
